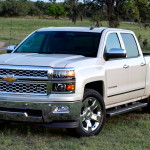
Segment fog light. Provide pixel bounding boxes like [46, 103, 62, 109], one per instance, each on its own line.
[53, 105, 69, 114]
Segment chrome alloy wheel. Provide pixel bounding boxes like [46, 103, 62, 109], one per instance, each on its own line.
[80, 97, 102, 132]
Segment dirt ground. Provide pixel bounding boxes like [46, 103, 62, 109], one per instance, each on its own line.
[0, 41, 5, 47]
[0, 41, 6, 50]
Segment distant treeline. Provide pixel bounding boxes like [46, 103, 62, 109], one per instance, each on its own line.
[0, 0, 150, 27]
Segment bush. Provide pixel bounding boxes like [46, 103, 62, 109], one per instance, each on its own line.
[46, 3, 66, 19]
[143, 39, 148, 48]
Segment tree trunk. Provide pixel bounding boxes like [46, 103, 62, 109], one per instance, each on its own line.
[106, 0, 119, 27]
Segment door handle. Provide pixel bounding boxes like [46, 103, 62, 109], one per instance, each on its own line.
[141, 63, 146, 66]
[123, 65, 129, 68]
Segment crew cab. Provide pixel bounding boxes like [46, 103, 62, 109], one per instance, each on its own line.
[0, 27, 149, 136]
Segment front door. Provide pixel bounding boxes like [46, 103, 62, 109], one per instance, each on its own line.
[104, 32, 131, 106]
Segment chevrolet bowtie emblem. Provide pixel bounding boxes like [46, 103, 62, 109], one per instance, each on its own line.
[3, 76, 17, 82]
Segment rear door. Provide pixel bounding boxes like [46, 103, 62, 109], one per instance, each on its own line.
[120, 32, 146, 99]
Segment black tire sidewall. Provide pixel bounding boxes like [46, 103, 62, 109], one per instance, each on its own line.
[76, 88, 106, 136]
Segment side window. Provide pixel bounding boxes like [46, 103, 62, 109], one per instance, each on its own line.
[105, 33, 121, 53]
[121, 33, 139, 58]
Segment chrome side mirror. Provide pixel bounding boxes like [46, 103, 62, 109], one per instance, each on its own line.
[105, 48, 126, 60]
[7, 45, 16, 53]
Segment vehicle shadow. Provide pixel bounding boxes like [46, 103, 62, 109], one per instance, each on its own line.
[0, 109, 148, 137]
[0, 121, 69, 138]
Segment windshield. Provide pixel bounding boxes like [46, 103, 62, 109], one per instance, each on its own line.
[15, 31, 101, 57]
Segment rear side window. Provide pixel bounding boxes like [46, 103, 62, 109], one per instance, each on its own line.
[105, 33, 121, 53]
[121, 33, 139, 57]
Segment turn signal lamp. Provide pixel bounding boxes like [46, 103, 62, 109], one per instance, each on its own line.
[66, 84, 75, 91]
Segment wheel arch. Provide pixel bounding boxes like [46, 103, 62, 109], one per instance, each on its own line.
[84, 81, 104, 98]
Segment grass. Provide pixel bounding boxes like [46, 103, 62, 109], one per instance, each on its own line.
[0, 17, 149, 49]
[0, 111, 149, 150]
[0, 17, 150, 149]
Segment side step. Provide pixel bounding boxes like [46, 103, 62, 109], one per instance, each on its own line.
[107, 103, 147, 117]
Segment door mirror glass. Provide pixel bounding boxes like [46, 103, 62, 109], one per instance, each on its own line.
[7, 45, 16, 53]
[105, 48, 126, 60]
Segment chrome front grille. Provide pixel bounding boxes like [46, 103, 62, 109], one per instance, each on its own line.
[0, 82, 47, 95]
[0, 65, 52, 95]
[0, 69, 47, 78]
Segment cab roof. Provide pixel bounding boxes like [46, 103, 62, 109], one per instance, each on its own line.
[37, 27, 107, 33]
[37, 27, 132, 33]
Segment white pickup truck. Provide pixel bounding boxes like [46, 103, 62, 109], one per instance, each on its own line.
[0, 27, 149, 136]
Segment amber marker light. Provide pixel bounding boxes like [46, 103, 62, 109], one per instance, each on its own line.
[66, 84, 75, 91]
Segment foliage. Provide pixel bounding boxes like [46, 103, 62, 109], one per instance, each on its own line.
[0, 0, 47, 17]
[64, 0, 84, 24]
[46, 3, 66, 18]
[35, 1, 49, 16]
[0, 2, 2, 15]
[143, 39, 148, 48]
[84, 0, 149, 27]
[0, 0, 149, 27]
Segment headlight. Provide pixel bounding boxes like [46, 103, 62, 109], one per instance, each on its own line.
[53, 69, 75, 79]
[51, 69, 75, 93]
[53, 83, 75, 92]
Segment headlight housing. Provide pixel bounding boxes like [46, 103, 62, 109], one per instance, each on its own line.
[53, 69, 75, 79]
[52, 69, 75, 93]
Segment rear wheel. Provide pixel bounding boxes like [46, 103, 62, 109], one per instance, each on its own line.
[75, 89, 106, 136]
[143, 98, 150, 114]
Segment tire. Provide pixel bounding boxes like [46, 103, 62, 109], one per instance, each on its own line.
[143, 98, 150, 114]
[0, 121, 10, 129]
[75, 88, 106, 136]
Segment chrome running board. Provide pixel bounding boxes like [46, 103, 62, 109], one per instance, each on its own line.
[107, 103, 147, 117]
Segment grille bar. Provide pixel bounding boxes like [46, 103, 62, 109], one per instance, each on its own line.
[0, 82, 47, 95]
[0, 69, 47, 78]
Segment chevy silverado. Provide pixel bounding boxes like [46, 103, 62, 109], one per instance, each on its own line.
[0, 27, 149, 136]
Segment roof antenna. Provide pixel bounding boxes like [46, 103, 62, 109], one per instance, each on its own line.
[90, 27, 94, 30]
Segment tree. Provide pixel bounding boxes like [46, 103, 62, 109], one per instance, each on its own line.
[1, 0, 42, 17]
[136, 0, 149, 24]
[85, 1, 106, 27]
[0, 1, 2, 16]
[35, 1, 49, 16]
[46, 3, 66, 18]
[64, 0, 85, 24]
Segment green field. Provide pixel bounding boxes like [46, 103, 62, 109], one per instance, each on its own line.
[0, 111, 149, 150]
[0, 17, 150, 150]
[0, 17, 149, 51]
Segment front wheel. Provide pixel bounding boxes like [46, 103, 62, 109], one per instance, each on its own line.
[75, 89, 106, 136]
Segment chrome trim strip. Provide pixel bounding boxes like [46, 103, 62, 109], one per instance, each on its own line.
[0, 65, 52, 71]
[0, 80, 50, 83]
[0, 91, 47, 96]
[108, 88, 145, 97]
[0, 75, 48, 80]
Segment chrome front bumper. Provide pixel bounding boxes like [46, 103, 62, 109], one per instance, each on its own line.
[0, 100, 82, 126]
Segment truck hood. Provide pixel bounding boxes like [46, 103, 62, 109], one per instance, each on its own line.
[0, 53, 87, 68]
